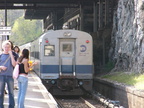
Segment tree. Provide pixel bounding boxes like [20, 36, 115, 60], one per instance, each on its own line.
[10, 17, 42, 45]
[0, 10, 24, 26]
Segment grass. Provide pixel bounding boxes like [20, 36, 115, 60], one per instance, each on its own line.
[101, 72, 144, 90]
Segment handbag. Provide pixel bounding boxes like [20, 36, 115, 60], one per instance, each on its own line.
[13, 64, 19, 79]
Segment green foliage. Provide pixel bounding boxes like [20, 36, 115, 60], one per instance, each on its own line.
[10, 17, 42, 45]
[101, 72, 144, 90]
[8, 10, 24, 26]
[0, 10, 24, 26]
[0, 10, 42, 45]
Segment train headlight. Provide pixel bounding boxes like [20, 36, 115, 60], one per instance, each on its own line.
[51, 80, 55, 84]
[63, 32, 72, 37]
[79, 81, 83, 85]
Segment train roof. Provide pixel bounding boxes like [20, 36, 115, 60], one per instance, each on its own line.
[21, 29, 92, 46]
[39, 29, 92, 42]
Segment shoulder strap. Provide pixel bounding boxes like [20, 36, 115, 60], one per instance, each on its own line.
[2, 56, 10, 66]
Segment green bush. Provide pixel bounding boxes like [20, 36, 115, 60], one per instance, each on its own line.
[101, 72, 144, 90]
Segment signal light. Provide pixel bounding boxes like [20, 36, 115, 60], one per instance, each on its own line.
[45, 40, 49, 43]
[86, 40, 90, 43]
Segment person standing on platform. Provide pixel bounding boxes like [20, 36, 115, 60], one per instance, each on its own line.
[3, 41, 19, 94]
[8, 41, 19, 62]
[0, 40, 16, 108]
[13, 46, 20, 57]
[4, 41, 19, 94]
[17, 49, 36, 108]
[13, 46, 20, 90]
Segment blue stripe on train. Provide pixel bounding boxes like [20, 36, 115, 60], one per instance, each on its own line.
[40, 65, 93, 73]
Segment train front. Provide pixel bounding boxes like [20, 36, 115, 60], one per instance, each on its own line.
[40, 30, 93, 96]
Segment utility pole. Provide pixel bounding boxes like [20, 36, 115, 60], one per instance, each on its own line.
[5, 0, 9, 40]
[0, 19, 4, 52]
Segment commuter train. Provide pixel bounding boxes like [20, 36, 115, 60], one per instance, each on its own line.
[20, 29, 94, 95]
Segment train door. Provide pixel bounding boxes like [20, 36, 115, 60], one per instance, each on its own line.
[59, 38, 76, 76]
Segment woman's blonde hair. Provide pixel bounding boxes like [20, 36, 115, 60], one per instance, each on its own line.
[2, 40, 11, 49]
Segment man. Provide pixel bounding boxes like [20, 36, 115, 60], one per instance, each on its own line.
[0, 40, 16, 108]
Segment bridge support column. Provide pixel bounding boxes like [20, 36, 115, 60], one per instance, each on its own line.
[93, 2, 98, 32]
[99, 0, 103, 29]
[105, 0, 109, 26]
[53, 11, 58, 30]
[80, 5, 84, 31]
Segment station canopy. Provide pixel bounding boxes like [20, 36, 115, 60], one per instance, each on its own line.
[0, 0, 94, 19]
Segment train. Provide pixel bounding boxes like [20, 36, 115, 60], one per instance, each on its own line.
[20, 29, 94, 95]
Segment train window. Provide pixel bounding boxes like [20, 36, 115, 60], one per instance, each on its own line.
[44, 45, 55, 56]
[63, 44, 72, 52]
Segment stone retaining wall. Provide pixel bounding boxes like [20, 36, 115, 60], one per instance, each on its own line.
[94, 78, 144, 108]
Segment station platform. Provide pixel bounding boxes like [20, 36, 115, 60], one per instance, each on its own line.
[4, 72, 58, 108]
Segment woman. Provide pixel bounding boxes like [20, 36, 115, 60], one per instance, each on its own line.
[13, 45, 20, 90]
[9, 41, 19, 62]
[13, 46, 20, 55]
[17, 49, 35, 108]
[0, 40, 16, 108]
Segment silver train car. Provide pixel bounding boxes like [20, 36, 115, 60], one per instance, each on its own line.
[20, 29, 93, 95]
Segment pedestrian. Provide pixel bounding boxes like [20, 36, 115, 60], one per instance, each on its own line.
[13, 46, 20, 56]
[0, 40, 16, 108]
[4, 41, 19, 94]
[13, 45, 20, 90]
[17, 49, 36, 108]
[8, 41, 19, 62]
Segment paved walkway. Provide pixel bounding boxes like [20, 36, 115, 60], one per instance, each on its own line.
[4, 72, 58, 108]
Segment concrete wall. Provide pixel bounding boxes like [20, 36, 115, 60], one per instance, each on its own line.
[94, 78, 144, 108]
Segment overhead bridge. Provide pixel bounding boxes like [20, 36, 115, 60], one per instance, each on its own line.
[0, 0, 94, 9]
[0, 0, 118, 31]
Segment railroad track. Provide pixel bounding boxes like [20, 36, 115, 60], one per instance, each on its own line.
[55, 96, 105, 108]
[43, 82, 123, 108]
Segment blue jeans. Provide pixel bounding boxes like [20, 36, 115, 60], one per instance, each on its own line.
[0, 76, 15, 108]
[17, 76, 28, 108]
